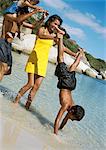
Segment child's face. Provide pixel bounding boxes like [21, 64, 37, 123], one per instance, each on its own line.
[49, 19, 60, 32]
[68, 112, 76, 121]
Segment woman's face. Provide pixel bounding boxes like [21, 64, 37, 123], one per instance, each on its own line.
[49, 19, 60, 32]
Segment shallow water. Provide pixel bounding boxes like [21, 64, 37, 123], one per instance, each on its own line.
[0, 52, 106, 150]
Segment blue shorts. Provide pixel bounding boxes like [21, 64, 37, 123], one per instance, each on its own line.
[3, 2, 18, 14]
[3, 2, 29, 14]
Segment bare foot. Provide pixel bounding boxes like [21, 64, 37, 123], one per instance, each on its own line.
[12, 100, 19, 106]
[12, 93, 21, 105]
[10, 100, 19, 108]
[25, 100, 32, 110]
[50, 133, 63, 143]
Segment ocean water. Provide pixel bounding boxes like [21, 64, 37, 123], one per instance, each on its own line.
[0, 52, 106, 150]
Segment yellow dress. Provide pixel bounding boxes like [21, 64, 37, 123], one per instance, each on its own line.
[25, 38, 53, 77]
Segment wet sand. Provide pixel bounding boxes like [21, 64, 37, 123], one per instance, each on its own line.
[0, 94, 71, 150]
[0, 115, 46, 150]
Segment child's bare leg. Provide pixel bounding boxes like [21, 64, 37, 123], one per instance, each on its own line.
[10, 21, 18, 33]
[1, 14, 17, 38]
[13, 73, 34, 105]
[57, 34, 64, 63]
[69, 53, 82, 72]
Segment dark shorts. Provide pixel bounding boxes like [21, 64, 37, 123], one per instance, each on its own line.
[0, 38, 12, 67]
[55, 62, 76, 91]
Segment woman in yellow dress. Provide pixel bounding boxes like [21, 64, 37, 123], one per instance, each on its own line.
[13, 14, 78, 109]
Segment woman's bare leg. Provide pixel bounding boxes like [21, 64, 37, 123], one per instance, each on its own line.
[1, 14, 17, 38]
[13, 73, 34, 105]
[1, 16, 13, 38]
[69, 53, 82, 72]
[11, 21, 18, 33]
[25, 74, 44, 110]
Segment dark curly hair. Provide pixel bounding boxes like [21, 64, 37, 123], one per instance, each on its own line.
[71, 105, 85, 121]
[44, 14, 63, 28]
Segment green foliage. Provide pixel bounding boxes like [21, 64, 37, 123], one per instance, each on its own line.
[85, 52, 106, 71]
[63, 39, 79, 53]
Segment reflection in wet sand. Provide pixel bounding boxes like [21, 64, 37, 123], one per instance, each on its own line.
[0, 116, 46, 150]
[1, 118, 21, 150]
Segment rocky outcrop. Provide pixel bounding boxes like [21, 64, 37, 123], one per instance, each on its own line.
[12, 33, 36, 54]
[99, 70, 106, 79]
[84, 68, 98, 78]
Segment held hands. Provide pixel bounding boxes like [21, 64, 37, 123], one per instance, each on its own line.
[35, 6, 44, 12]
[33, 8, 49, 20]
[42, 11, 49, 19]
[53, 28, 64, 44]
[34, 6, 48, 14]
[53, 25, 65, 35]
[57, 33, 63, 39]
[37, 11, 49, 21]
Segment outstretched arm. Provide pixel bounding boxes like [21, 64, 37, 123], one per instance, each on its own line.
[17, 9, 45, 24]
[54, 105, 67, 134]
[59, 112, 69, 130]
[23, 12, 48, 29]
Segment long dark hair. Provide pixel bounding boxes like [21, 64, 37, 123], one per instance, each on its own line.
[44, 14, 63, 28]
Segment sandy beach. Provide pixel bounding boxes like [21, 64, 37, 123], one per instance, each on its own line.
[0, 115, 46, 150]
[0, 92, 71, 150]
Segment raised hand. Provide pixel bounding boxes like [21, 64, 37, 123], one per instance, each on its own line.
[53, 25, 65, 35]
